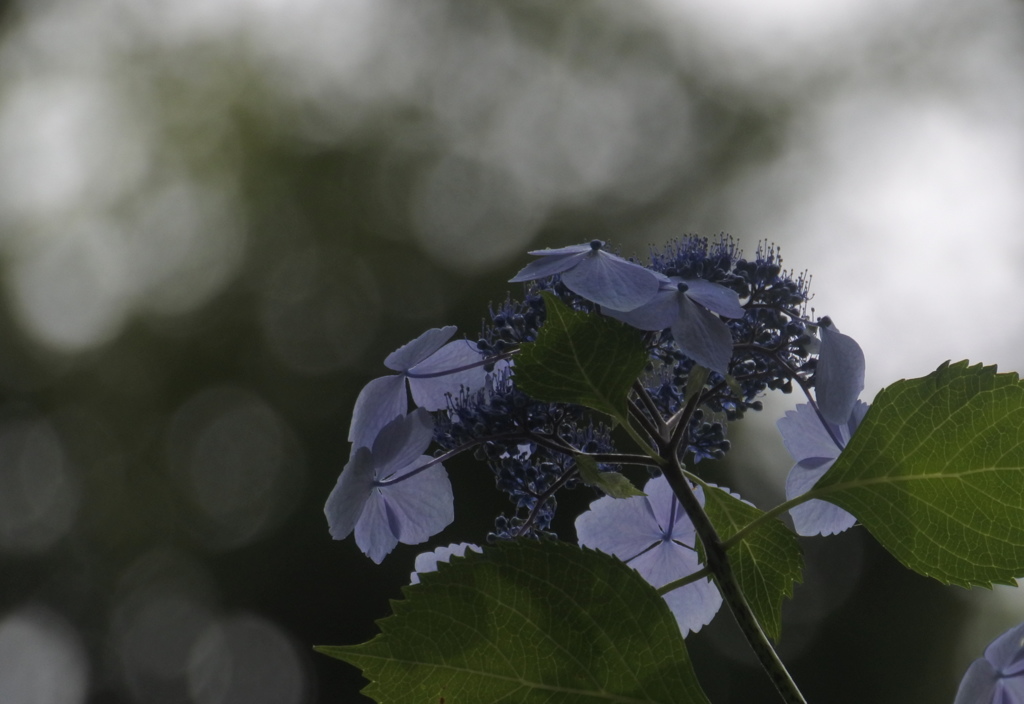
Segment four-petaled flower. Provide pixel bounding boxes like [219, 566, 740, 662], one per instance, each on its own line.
[348, 326, 490, 449]
[955, 622, 1024, 704]
[575, 474, 722, 636]
[326, 409, 454, 564]
[602, 273, 746, 376]
[509, 240, 661, 312]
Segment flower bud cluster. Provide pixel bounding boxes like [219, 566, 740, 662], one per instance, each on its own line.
[475, 281, 593, 357]
[434, 369, 615, 539]
[647, 238, 813, 422]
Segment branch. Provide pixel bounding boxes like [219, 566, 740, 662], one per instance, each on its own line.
[660, 454, 807, 704]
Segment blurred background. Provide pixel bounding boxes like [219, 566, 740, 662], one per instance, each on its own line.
[0, 0, 1022, 701]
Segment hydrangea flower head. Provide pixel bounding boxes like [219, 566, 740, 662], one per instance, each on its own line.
[575, 474, 722, 636]
[326, 408, 454, 563]
[603, 274, 745, 375]
[409, 542, 482, 584]
[348, 326, 489, 449]
[509, 240, 660, 312]
[955, 622, 1024, 704]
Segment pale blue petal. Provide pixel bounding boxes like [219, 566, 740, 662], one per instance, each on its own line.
[671, 295, 734, 376]
[409, 373, 466, 412]
[381, 459, 454, 545]
[324, 447, 375, 540]
[652, 271, 676, 288]
[996, 679, 1024, 704]
[662, 576, 723, 637]
[682, 279, 746, 319]
[578, 474, 723, 638]
[508, 252, 583, 282]
[526, 243, 594, 256]
[348, 375, 407, 449]
[372, 408, 435, 476]
[411, 547, 443, 580]
[954, 658, 998, 704]
[643, 474, 701, 544]
[780, 398, 865, 537]
[833, 400, 871, 446]
[848, 400, 870, 434]
[340, 410, 449, 563]
[354, 488, 401, 564]
[408, 339, 488, 410]
[384, 326, 457, 372]
[601, 288, 680, 331]
[777, 404, 842, 464]
[623, 504, 722, 637]
[629, 537, 701, 587]
[786, 457, 857, 536]
[575, 493, 664, 559]
[410, 543, 482, 585]
[562, 251, 661, 311]
[409, 338, 484, 376]
[788, 496, 856, 537]
[816, 324, 866, 425]
[785, 457, 834, 497]
[986, 622, 1024, 671]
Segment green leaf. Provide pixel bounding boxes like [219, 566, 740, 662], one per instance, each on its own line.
[318, 540, 710, 704]
[577, 454, 645, 499]
[700, 485, 803, 641]
[514, 292, 648, 421]
[812, 360, 1024, 588]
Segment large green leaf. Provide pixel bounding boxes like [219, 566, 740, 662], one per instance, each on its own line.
[700, 485, 803, 641]
[514, 293, 648, 420]
[318, 540, 710, 704]
[811, 360, 1024, 587]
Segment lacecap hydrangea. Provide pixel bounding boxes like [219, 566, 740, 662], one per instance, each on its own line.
[325, 236, 866, 631]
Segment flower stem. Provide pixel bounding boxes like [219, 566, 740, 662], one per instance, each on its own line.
[660, 454, 808, 704]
